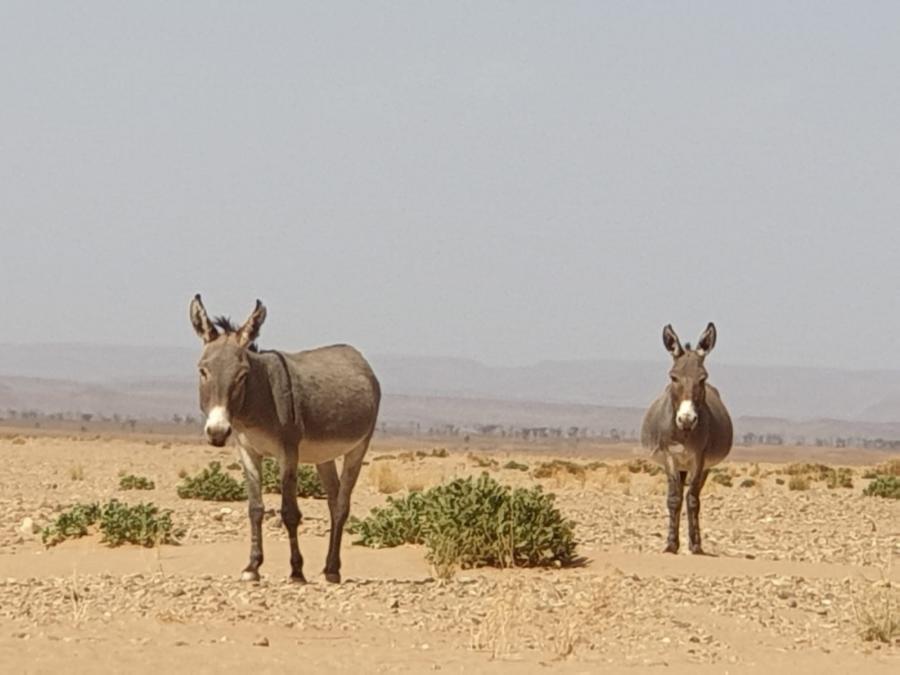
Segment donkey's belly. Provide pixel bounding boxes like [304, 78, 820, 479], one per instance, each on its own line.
[652, 444, 726, 472]
[298, 438, 362, 464]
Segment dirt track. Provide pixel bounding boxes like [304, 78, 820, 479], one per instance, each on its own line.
[0, 434, 897, 673]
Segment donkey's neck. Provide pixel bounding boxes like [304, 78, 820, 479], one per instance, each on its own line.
[234, 350, 296, 433]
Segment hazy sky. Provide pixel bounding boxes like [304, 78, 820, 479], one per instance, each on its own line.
[2, 2, 899, 370]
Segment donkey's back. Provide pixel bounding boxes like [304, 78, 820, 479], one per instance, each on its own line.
[280, 343, 381, 448]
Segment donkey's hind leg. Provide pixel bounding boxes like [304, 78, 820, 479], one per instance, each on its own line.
[316, 460, 341, 582]
[321, 435, 371, 583]
[279, 453, 306, 583]
[238, 443, 265, 581]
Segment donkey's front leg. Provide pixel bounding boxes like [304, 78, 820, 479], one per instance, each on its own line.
[686, 469, 710, 554]
[239, 445, 265, 581]
[280, 455, 306, 583]
[664, 469, 685, 553]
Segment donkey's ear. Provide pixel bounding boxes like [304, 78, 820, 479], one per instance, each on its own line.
[662, 324, 683, 358]
[696, 322, 717, 356]
[237, 299, 267, 347]
[190, 294, 219, 343]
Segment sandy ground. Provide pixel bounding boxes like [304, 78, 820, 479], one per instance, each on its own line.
[0, 433, 897, 673]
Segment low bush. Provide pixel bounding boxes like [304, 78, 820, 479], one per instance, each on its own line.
[711, 472, 733, 487]
[261, 458, 326, 499]
[348, 473, 576, 570]
[177, 462, 246, 501]
[118, 474, 155, 491]
[99, 500, 183, 547]
[503, 460, 529, 471]
[533, 459, 585, 480]
[626, 459, 663, 476]
[863, 475, 900, 500]
[43, 500, 182, 548]
[739, 478, 756, 488]
[788, 475, 810, 491]
[41, 503, 101, 546]
[826, 467, 853, 489]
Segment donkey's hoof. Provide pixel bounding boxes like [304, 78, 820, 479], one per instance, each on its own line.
[663, 543, 679, 554]
[240, 570, 261, 582]
[690, 545, 705, 555]
[289, 573, 307, 585]
[324, 572, 341, 584]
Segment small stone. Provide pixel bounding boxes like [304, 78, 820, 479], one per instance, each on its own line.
[389, 598, 400, 610]
[253, 637, 269, 647]
[175, 641, 188, 647]
[18, 517, 37, 537]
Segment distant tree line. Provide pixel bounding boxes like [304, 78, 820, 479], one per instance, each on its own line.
[1, 409, 201, 431]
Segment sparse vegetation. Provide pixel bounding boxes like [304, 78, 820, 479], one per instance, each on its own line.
[739, 478, 756, 488]
[468, 453, 499, 470]
[788, 475, 810, 491]
[625, 458, 663, 476]
[118, 474, 155, 490]
[533, 459, 585, 481]
[862, 475, 900, 500]
[349, 473, 576, 570]
[260, 458, 326, 499]
[176, 462, 246, 501]
[41, 503, 101, 546]
[68, 464, 85, 481]
[503, 460, 529, 471]
[42, 500, 182, 548]
[711, 472, 733, 487]
[826, 467, 853, 489]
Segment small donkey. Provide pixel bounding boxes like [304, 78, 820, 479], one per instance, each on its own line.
[641, 323, 732, 554]
[190, 295, 381, 583]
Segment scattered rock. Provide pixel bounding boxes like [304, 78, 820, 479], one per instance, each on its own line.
[253, 637, 269, 647]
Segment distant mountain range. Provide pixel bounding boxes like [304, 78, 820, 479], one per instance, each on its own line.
[1, 343, 899, 440]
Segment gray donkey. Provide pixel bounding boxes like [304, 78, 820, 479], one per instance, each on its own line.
[190, 295, 381, 583]
[641, 323, 732, 554]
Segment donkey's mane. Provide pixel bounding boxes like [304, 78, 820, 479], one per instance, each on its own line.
[212, 316, 259, 352]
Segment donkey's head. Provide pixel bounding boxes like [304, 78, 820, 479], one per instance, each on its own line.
[189, 294, 267, 446]
[661, 322, 717, 432]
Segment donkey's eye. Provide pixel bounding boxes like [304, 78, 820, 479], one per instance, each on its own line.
[199, 368, 209, 380]
[669, 375, 678, 383]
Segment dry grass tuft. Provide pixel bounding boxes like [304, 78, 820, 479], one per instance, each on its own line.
[852, 532, 899, 644]
[369, 461, 404, 494]
[69, 464, 85, 481]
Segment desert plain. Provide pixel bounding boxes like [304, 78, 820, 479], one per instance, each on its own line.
[0, 430, 897, 674]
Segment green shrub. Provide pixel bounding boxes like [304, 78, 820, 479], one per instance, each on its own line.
[99, 500, 183, 547]
[348, 473, 576, 569]
[42, 501, 182, 548]
[42, 503, 101, 546]
[739, 478, 756, 488]
[119, 474, 155, 491]
[177, 462, 246, 501]
[347, 491, 429, 548]
[261, 458, 326, 499]
[503, 460, 529, 471]
[431, 447, 449, 458]
[863, 475, 900, 500]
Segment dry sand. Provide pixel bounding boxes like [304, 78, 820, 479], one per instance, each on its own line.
[0, 433, 897, 673]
